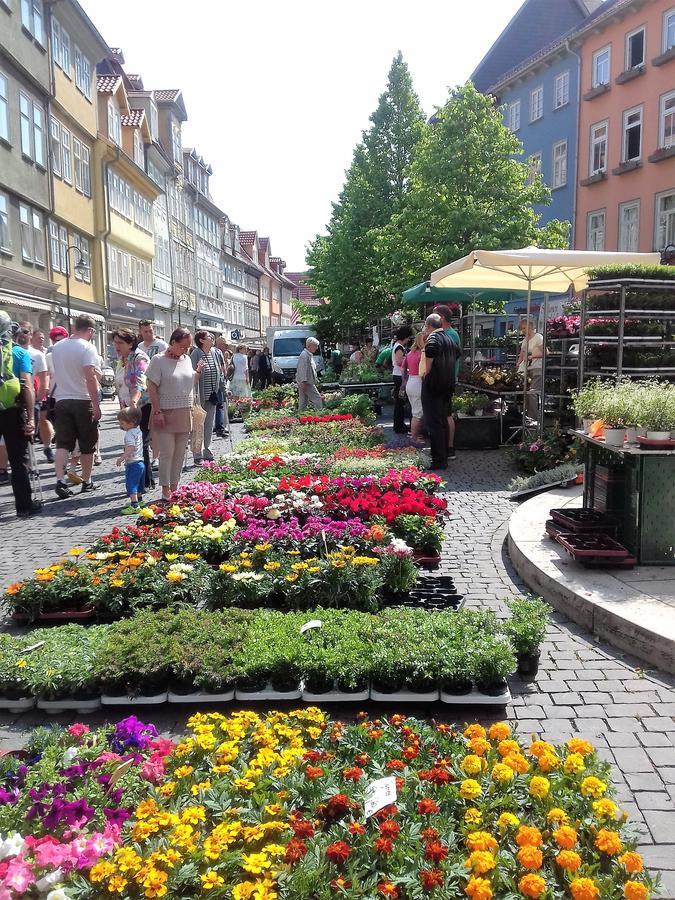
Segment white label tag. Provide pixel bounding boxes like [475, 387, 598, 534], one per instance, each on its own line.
[364, 776, 397, 819]
[23, 642, 45, 654]
[300, 620, 322, 634]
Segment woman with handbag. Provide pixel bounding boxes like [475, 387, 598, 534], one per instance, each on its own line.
[190, 330, 222, 463]
[146, 328, 204, 501]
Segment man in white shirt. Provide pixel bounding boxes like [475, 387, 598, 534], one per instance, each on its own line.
[51, 314, 101, 498]
[138, 319, 168, 359]
[517, 319, 544, 420]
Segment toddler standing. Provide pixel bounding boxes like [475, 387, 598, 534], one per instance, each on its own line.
[116, 406, 145, 514]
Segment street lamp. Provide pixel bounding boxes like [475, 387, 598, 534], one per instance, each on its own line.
[64, 245, 90, 327]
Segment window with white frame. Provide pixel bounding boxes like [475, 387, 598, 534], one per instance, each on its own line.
[171, 116, 181, 164]
[73, 232, 90, 282]
[49, 221, 69, 274]
[50, 117, 61, 176]
[625, 26, 645, 69]
[19, 93, 31, 157]
[554, 71, 570, 109]
[552, 140, 568, 188]
[663, 7, 675, 52]
[32, 209, 44, 264]
[107, 245, 152, 298]
[656, 190, 675, 249]
[592, 46, 611, 87]
[81, 144, 90, 196]
[133, 130, 144, 168]
[61, 124, 72, 182]
[32, 104, 44, 167]
[74, 48, 92, 99]
[19, 93, 44, 164]
[590, 120, 608, 175]
[133, 191, 152, 232]
[21, 0, 44, 43]
[527, 152, 542, 185]
[149, 103, 158, 140]
[61, 28, 70, 76]
[622, 106, 643, 162]
[529, 86, 543, 122]
[52, 19, 71, 74]
[659, 90, 675, 149]
[19, 203, 43, 264]
[107, 100, 121, 146]
[618, 201, 640, 252]
[51, 17, 60, 67]
[0, 73, 8, 143]
[0, 192, 10, 253]
[587, 210, 606, 250]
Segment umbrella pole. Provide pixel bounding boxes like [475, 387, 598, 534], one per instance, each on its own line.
[538, 293, 549, 439]
[522, 280, 532, 434]
[471, 303, 476, 369]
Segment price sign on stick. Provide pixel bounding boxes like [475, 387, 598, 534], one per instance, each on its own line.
[364, 776, 397, 819]
[300, 620, 322, 634]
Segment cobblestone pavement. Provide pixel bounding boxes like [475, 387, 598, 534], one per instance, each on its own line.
[0, 410, 673, 893]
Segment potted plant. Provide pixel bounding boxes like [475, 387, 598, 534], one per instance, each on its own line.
[233, 611, 303, 698]
[5, 560, 96, 623]
[502, 596, 551, 676]
[571, 381, 602, 433]
[394, 514, 443, 561]
[641, 382, 675, 440]
[95, 612, 173, 703]
[0, 634, 35, 712]
[472, 636, 515, 696]
[471, 394, 491, 417]
[29, 625, 107, 713]
[438, 644, 473, 696]
[376, 541, 418, 599]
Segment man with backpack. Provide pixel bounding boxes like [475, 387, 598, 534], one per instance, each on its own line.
[0, 311, 40, 517]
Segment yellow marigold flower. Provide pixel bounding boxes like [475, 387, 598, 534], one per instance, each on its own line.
[468, 736, 491, 757]
[624, 881, 649, 900]
[165, 553, 179, 561]
[464, 724, 487, 740]
[191, 780, 212, 795]
[158, 781, 176, 798]
[564, 752, 586, 775]
[465, 851, 496, 875]
[285, 573, 299, 583]
[595, 828, 623, 855]
[265, 804, 283, 816]
[553, 825, 578, 850]
[233, 777, 256, 791]
[184, 553, 200, 560]
[516, 826, 543, 848]
[115, 848, 143, 873]
[461, 755, 484, 776]
[173, 765, 194, 779]
[619, 852, 644, 874]
[132, 821, 157, 841]
[108, 875, 128, 893]
[497, 812, 519, 830]
[528, 776, 550, 799]
[529, 739, 554, 759]
[464, 876, 493, 900]
[89, 860, 116, 882]
[181, 806, 206, 825]
[241, 852, 271, 875]
[581, 776, 606, 798]
[135, 799, 158, 820]
[518, 874, 547, 898]
[546, 807, 568, 824]
[263, 843, 286, 858]
[517, 846, 543, 870]
[138, 507, 155, 519]
[556, 850, 582, 871]
[460, 779, 482, 800]
[68, 546, 85, 555]
[491, 763, 514, 784]
[465, 831, 498, 853]
[593, 798, 618, 819]
[232, 884, 257, 900]
[201, 870, 225, 890]
[504, 753, 530, 774]
[497, 739, 520, 757]
[567, 737, 594, 756]
[570, 878, 600, 900]
[465, 808, 483, 825]
[488, 721, 511, 742]
[264, 561, 281, 571]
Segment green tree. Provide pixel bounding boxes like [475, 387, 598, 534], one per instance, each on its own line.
[306, 52, 426, 326]
[376, 82, 570, 296]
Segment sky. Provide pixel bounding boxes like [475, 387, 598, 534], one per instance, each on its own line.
[87, 0, 525, 270]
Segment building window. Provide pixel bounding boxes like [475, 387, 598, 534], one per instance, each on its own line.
[74, 48, 92, 99]
[32, 209, 44, 265]
[554, 71, 569, 109]
[32, 104, 44, 167]
[171, 116, 181, 164]
[61, 125, 72, 182]
[529, 86, 543, 122]
[0, 73, 8, 143]
[19, 203, 43, 262]
[50, 117, 61, 176]
[592, 46, 611, 87]
[656, 190, 675, 249]
[587, 210, 606, 250]
[590, 120, 608, 175]
[149, 103, 158, 140]
[19, 93, 31, 157]
[622, 106, 642, 162]
[625, 26, 645, 69]
[618, 201, 640, 252]
[81, 144, 90, 196]
[552, 140, 567, 188]
[73, 138, 82, 191]
[663, 7, 675, 52]
[133, 130, 144, 167]
[527, 152, 542, 184]
[107, 100, 121, 146]
[21, 0, 43, 43]
[51, 16, 60, 66]
[19, 93, 44, 164]
[659, 90, 675, 149]
[52, 19, 71, 74]
[507, 101, 520, 132]
[49, 220, 60, 271]
[61, 28, 70, 75]
[0, 192, 10, 253]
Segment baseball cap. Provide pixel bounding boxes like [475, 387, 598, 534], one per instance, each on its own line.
[49, 326, 69, 341]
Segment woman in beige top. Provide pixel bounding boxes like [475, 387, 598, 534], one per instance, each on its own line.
[146, 327, 204, 499]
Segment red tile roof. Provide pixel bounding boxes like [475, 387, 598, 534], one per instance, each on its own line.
[126, 74, 144, 90]
[154, 89, 181, 103]
[121, 109, 145, 127]
[240, 231, 257, 245]
[97, 74, 121, 93]
[286, 272, 320, 303]
[259, 237, 269, 251]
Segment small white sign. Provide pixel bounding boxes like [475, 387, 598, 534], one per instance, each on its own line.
[23, 642, 45, 654]
[364, 776, 397, 819]
[300, 620, 322, 634]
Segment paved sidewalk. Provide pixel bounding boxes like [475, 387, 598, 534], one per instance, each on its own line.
[0, 413, 673, 893]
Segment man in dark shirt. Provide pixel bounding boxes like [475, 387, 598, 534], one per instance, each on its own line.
[422, 313, 456, 470]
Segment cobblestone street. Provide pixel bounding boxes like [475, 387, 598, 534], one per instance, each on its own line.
[0, 408, 674, 893]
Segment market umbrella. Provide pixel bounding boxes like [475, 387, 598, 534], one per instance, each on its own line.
[430, 247, 662, 435]
[402, 282, 514, 306]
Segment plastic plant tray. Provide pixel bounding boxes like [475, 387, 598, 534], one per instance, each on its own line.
[550, 508, 617, 531]
[581, 556, 637, 569]
[556, 533, 630, 558]
[440, 685, 511, 705]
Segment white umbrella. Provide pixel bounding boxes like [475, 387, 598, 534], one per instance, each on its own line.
[430, 247, 662, 435]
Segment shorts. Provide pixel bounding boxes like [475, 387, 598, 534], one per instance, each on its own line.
[406, 375, 423, 419]
[125, 460, 145, 497]
[54, 399, 98, 454]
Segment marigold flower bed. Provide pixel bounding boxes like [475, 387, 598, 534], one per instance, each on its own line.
[0, 712, 659, 899]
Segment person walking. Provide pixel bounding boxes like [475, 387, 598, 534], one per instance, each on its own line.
[258, 346, 271, 389]
[433, 305, 462, 460]
[115, 406, 145, 514]
[112, 329, 152, 488]
[403, 332, 425, 444]
[190, 330, 223, 463]
[517, 319, 544, 421]
[230, 344, 251, 398]
[51, 314, 101, 498]
[138, 320, 168, 359]
[250, 349, 262, 389]
[296, 337, 323, 411]
[213, 336, 229, 437]
[146, 327, 204, 501]
[391, 325, 413, 434]
[421, 314, 455, 471]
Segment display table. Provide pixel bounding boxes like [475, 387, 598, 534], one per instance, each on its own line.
[575, 431, 675, 565]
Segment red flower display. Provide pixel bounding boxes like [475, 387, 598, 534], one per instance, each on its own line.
[420, 869, 445, 891]
[343, 766, 363, 782]
[377, 881, 400, 898]
[424, 840, 449, 864]
[285, 839, 308, 863]
[379, 820, 401, 839]
[326, 840, 352, 865]
[306, 766, 324, 779]
[417, 798, 440, 815]
[374, 836, 394, 855]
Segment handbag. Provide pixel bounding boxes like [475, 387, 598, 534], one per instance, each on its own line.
[190, 383, 207, 453]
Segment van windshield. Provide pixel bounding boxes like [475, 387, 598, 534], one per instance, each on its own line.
[274, 337, 307, 357]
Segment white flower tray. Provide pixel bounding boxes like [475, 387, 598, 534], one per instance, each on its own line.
[441, 686, 511, 705]
[37, 698, 101, 714]
[370, 688, 440, 703]
[301, 686, 370, 703]
[235, 684, 302, 702]
[0, 696, 35, 713]
[168, 690, 235, 704]
[101, 692, 168, 706]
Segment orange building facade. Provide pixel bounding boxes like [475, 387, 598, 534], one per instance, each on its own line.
[574, 0, 675, 253]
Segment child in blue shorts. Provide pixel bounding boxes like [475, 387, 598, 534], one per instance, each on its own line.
[116, 406, 145, 514]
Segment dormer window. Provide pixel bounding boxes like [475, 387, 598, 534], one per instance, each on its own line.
[133, 130, 144, 167]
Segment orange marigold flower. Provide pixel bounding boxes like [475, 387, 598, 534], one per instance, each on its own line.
[623, 882, 649, 900]
[468, 737, 491, 757]
[464, 876, 493, 900]
[517, 846, 543, 870]
[306, 766, 324, 779]
[556, 850, 582, 871]
[516, 826, 543, 848]
[497, 739, 520, 758]
[465, 851, 496, 875]
[504, 753, 530, 774]
[619, 852, 644, 874]
[488, 722, 511, 741]
[518, 874, 547, 898]
[529, 740, 554, 759]
[466, 831, 498, 853]
[343, 766, 363, 782]
[420, 869, 444, 891]
[554, 825, 578, 850]
[570, 878, 600, 900]
[464, 724, 487, 740]
[377, 880, 399, 897]
[595, 829, 623, 855]
[567, 737, 594, 756]
[417, 798, 439, 815]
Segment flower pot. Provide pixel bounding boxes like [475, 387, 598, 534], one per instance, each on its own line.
[441, 686, 512, 706]
[0, 696, 34, 713]
[516, 651, 541, 676]
[474, 409, 484, 417]
[440, 678, 473, 696]
[603, 427, 626, 447]
[101, 691, 168, 706]
[582, 418, 593, 434]
[646, 431, 672, 441]
[37, 697, 101, 714]
[302, 682, 370, 703]
[476, 678, 509, 697]
[412, 550, 442, 568]
[625, 426, 638, 445]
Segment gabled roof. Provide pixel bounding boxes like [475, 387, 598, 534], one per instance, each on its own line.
[154, 89, 188, 121]
[240, 231, 257, 245]
[286, 272, 320, 304]
[96, 74, 121, 94]
[121, 109, 145, 128]
[471, 0, 603, 93]
[126, 74, 144, 91]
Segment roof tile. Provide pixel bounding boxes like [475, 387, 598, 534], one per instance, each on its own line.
[97, 74, 121, 93]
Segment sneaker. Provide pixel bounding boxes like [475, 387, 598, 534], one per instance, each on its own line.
[67, 472, 83, 485]
[80, 480, 98, 493]
[18, 500, 43, 518]
[0, 469, 8, 485]
[193, 456, 203, 466]
[447, 448, 457, 460]
[203, 450, 214, 462]
[43, 447, 54, 463]
[121, 503, 140, 515]
[55, 481, 73, 499]
[93, 453, 103, 466]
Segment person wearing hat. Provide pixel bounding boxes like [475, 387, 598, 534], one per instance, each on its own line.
[0, 311, 40, 517]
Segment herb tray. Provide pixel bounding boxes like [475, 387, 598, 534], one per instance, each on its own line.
[168, 690, 235, 704]
[36, 697, 101, 714]
[441, 686, 511, 705]
[235, 684, 302, 702]
[302, 685, 370, 703]
[101, 692, 169, 706]
[370, 687, 440, 703]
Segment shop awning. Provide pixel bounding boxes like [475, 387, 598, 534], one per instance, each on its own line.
[0, 294, 54, 313]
